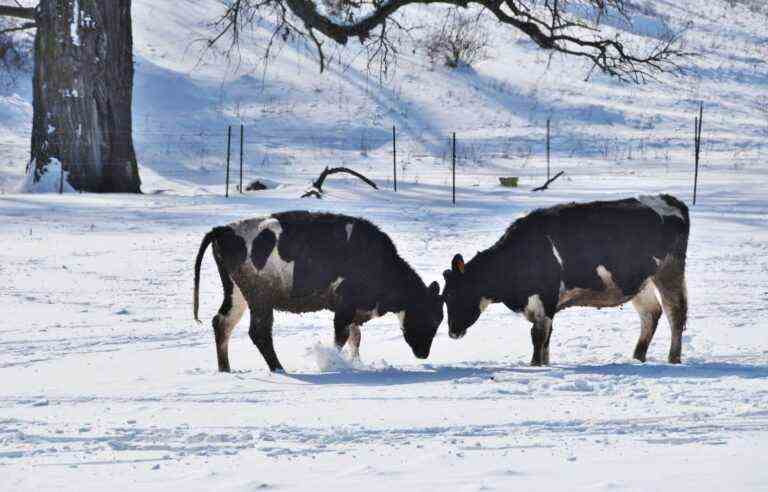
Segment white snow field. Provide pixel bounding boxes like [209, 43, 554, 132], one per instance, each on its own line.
[2, 0, 768, 490]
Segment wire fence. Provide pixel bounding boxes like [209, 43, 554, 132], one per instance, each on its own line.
[4, 107, 766, 200]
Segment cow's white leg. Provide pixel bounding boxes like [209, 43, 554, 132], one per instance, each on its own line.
[530, 317, 553, 366]
[346, 324, 362, 360]
[525, 294, 553, 366]
[654, 263, 688, 364]
[213, 281, 246, 373]
[631, 281, 663, 362]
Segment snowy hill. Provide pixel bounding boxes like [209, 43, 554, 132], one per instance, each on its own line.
[1, 1, 768, 491]
[0, 0, 766, 192]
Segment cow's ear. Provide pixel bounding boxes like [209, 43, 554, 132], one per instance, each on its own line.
[428, 281, 440, 297]
[452, 254, 465, 274]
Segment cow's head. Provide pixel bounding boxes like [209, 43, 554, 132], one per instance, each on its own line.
[442, 254, 483, 339]
[399, 281, 443, 359]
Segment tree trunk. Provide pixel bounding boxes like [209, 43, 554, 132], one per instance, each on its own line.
[29, 0, 140, 193]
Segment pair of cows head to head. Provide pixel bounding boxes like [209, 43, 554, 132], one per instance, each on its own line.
[401, 253, 479, 359]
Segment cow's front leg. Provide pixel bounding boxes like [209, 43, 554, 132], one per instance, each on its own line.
[333, 308, 355, 351]
[530, 317, 553, 366]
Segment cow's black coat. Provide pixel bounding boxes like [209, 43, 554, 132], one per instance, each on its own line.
[194, 211, 443, 372]
[442, 195, 690, 365]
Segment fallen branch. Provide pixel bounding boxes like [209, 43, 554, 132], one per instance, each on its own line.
[302, 166, 378, 198]
[532, 171, 565, 192]
[0, 22, 36, 35]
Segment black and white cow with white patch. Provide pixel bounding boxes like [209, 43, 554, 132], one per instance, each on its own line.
[194, 211, 443, 372]
[442, 195, 690, 365]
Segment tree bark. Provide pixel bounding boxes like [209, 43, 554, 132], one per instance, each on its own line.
[28, 0, 140, 192]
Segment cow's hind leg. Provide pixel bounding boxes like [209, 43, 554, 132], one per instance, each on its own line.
[333, 306, 362, 361]
[347, 325, 362, 360]
[654, 262, 688, 364]
[631, 281, 663, 363]
[212, 268, 246, 373]
[248, 305, 284, 372]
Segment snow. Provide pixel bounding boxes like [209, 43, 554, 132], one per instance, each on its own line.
[70, 0, 80, 47]
[16, 158, 76, 193]
[1, 0, 768, 490]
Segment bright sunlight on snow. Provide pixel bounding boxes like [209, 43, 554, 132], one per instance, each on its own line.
[1, 0, 767, 490]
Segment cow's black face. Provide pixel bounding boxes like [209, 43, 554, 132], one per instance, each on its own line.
[442, 254, 481, 339]
[401, 281, 443, 359]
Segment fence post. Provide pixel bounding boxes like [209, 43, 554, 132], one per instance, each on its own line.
[59, 161, 64, 194]
[225, 125, 231, 198]
[693, 102, 703, 206]
[546, 118, 551, 181]
[392, 125, 397, 192]
[452, 132, 456, 206]
[239, 124, 244, 193]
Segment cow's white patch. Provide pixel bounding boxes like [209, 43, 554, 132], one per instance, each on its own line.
[559, 281, 566, 295]
[548, 236, 564, 269]
[357, 304, 383, 321]
[233, 217, 294, 291]
[330, 277, 344, 292]
[596, 265, 616, 288]
[261, 218, 283, 235]
[633, 280, 662, 312]
[345, 223, 354, 241]
[232, 217, 282, 259]
[524, 294, 546, 322]
[653, 256, 662, 266]
[637, 195, 684, 221]
[651, 281, 664, 308]
[479, 297, 493, 313]
[396, 311, 406, 331]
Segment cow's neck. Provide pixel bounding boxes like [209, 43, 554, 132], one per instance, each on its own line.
[466, 242, 516, 303]
[382, 257, 426, 311]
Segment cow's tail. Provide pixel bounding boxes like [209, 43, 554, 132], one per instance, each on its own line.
[194, 229, 218, 323]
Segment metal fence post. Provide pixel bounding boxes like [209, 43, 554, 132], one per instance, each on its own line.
[392, 125, 397, 192]
[693, 102, 703, 206]
[546, 118, 551, 181]
[452, 132, 456, 206]
[239, 124, 244, 193]
[225, 125, 231, 198]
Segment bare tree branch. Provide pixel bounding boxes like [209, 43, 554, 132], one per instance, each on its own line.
[532, 170, 565, 191]
[205, 0, 688, 82]
[0, 4, 36, 20]
[0, 20, 35, 34]
[302, 166, 378, 198]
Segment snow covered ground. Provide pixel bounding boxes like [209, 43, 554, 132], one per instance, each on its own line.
[2, 0, 768, 490]
[2, 173, 767, 490]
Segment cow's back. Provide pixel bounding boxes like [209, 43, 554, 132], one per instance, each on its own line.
[221, 211, 400, 312]
[513, 195, 689, 298]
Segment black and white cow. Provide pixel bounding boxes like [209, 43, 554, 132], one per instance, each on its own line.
[442, 195, 690, 365]
[193, 211, 443, 372]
